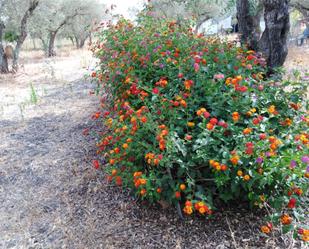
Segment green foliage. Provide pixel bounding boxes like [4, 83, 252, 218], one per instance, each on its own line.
[4, 31, 18, 42]
[91, 10, 309, 241]
[30, 83, 38, 104]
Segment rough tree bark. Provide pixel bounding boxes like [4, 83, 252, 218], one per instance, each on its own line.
[48, 31, 57, 57]
[0, 21, 9, 73]
[237, 0, 263, 50]
[237, 0, 290, 70]
[76, 33, 89, 49]
[78, 37, 86, 49]
[12, 0, 39, 72]
[258, 0, 290, 70]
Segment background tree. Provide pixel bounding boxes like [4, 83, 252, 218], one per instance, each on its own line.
[0, 0, 39, 72]
[0, 0, 9, 73]
[150, 0, 230, 33]
[60, 4, 104, 49]
[29, 0, 104, 57]
[290, 0, 309, 28]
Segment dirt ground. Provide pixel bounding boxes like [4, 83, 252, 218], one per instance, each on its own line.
[0, 47, 308, 249]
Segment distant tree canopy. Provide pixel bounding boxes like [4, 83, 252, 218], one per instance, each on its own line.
[0, 0, 106, 73]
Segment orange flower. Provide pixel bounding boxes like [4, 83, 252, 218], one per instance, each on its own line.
[184, 80, 194, 90]
[187, 122, 195, 127]
[140, 188, 146, 195]
[180, 184, 186, 191]
[232, 112, 240, 122]
[116, 176, 122, 186]
[111, 169, 117, 176]
[261, 225, 270, 234]
[280, 214, 292, 225]
[180, 99, 187, 108]
[221, 164, 227, 171]
[243, 128, 252, 135]
[237, 170, 243, 177]
[199, 206, 207, 214]
[206, 123, 214, 130]
[153, 158, 159, 166]
[301, 235, 309, 242]
[230, 155, 240, 165]
[268, 105, 278, 115]
[183, 205, 193, 215]
[140, 116, 147, 123]
[243, 175, 250, 181]
[122, 143, 129, 149]
[140, 179, 147, 185]
[161, 129, 169, 136]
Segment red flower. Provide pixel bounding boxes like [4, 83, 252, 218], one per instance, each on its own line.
[252, 118, 260, 125]
[175, 191, 181, 199]
[152, 88, 159, 94]
[210, 118, 218, 125]
[287, 198, 296, 208]
[259, 133, 267, 140]
[92, 160, 100, 169]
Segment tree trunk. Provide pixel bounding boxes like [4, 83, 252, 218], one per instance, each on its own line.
[0, 21, 9, 73]
[258, 0, 290, 70]
[74, 36, 80, 49]
[12, 44, 21, 72]
[237, 0, 262, 50]
[89, 32, 92, 45]
[12, 0, 39, 71]
[69, 36, 75, 46]
[195, 16, 210, 34]
[48, 32, 57, 57]
[237, 0, 290, 70]
[79, 37, 87, 49]
[39, 36, 49, 56]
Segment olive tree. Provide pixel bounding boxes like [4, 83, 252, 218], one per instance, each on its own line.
[0, 0, 39, 72]
[29, 0, 103, 57]
[150, 0, 230, 33]
[236, 0, 309, 70]
[60, 3, 106, 49]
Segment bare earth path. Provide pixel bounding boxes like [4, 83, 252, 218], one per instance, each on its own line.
[0, 50, 304, 249]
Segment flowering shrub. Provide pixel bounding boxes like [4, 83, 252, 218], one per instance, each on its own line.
[91, 11, 308, 241]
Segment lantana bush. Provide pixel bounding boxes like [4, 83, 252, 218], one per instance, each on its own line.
[90, 10, 308, 242]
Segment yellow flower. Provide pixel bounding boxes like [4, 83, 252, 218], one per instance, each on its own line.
[187, 122, 195, 127]
[268, 105, 276, 114]
[259, 195, 266, 202]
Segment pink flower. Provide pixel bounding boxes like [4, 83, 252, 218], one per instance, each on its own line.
[203, 111, 210, 119]
[214, 73, 225, 80]
[194, 63, 200, 72]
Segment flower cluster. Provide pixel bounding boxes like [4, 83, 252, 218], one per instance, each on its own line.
[91, 9, 308, 242]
